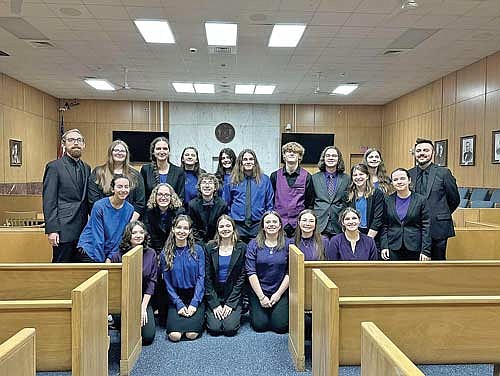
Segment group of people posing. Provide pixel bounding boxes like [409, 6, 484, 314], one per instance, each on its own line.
[42, 129, 461, 345]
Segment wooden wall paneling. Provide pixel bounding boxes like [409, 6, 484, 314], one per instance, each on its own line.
[62, 100, 96, 123]
[382, 101, 397, 125]
[430, 109, 442, 141]
[280, 104, 293, 130]
[296, 104, 315, 128]
[44, 95, 59, 122]
[132, 101, 150, 126]
[3, 107, 27, 183]
[484, 91, 500, 187]
[95, 123, 122, 166]
[454, 95, 485, 186]
[456, 59, 486, 102]
[0, 73, 4, 105]
[25, 114, 44, 182]
[96, 100, 132, 125]
[347, 106, 382, 128]
[397, 94, 410, 122]
[442, 105, 456, 175]
[443, 72, 457, 106]
[3, 75, 24, 110]
[486, 51, 500, 93]
[23, 85, 44, 117]
[162, 101, 169, 131]
[0, 104, 4, 183]
[43, 119, 59, 163]
[69, 122, 97, 168]
[314, 105, 332, 129]
[333, 106, 348, 129]
[431, 79, 442, 111]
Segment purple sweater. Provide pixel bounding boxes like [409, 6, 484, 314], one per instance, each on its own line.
[111, 247, 158, 295]
[325, 233, 378, 261]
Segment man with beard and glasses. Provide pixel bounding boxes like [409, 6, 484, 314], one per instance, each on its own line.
[43, 129, 91, 262]
[408, 138, 460, 260]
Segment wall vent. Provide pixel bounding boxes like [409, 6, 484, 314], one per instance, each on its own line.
[28, 40, 55, 48]
[208, 46, 237, 55]
[0, 49, 9, 56]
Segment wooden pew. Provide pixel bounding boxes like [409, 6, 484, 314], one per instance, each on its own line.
[360, 322, 424, 376]
[0, 227, 52, 262]
[464, 221, 500, 228]
[453, 208, 500, 227]
[0, 271, 108, 374]
[0, 328, 36, 376]
[0, 246, 143, 375]
[448, 228, 500, 260]
[311, 269, 500, 375]
[289, 245, 500, 371]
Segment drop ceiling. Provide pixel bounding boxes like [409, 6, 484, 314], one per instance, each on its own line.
[0, 0, 500, 104]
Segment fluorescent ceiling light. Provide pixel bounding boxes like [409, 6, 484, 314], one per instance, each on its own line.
[84, 79, 115, 91]
[331, 84, 359, 95]
[172, 82, 195, 93]
[235, 84, 255, 94]
[194, 83, 215, 94]
[268, 24, 306, 47]
[134, 20, 175, 44]
[254, 85, 276, 95]
[205, 22, 237, 46]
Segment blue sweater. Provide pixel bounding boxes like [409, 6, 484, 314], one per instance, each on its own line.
[184, 170, 199, 205]
[77, 197, 134, 262]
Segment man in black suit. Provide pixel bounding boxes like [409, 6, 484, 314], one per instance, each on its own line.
[43, 129, 91, 262]
[409, 138, 460, 260]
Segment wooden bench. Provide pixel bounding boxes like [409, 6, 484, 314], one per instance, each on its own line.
[0, 227, 52, 262]
[448, 227, 500, 260]
[0, 271, 108, 374]
[0, 328, 36, 376]
[453, 208, 500, 227]
[289, 244, 500, 371]
[0, 245, 143, 375]
[311, 269, 500, 375]
[361, 322, 424, 376]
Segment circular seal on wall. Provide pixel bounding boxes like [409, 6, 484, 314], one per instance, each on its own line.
[215, 122, 235, 143]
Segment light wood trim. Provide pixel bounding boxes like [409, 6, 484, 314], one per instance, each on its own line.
[0, 328, 36, 376]
[71, 271, 108, 376]
[312, 269, 339, 376]
[120, 245, 143, 376]
[288, 244, 305, 371]
[361, 322, 424, 376]
[341, 295, 500, 305]
[464, 221, 500, 228]
[0, 300, 72, 309]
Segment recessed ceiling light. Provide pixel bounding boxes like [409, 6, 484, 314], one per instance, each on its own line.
[172, 82, 194, 93]
[205, 22, 237, 46]
[254, 85, 275, 95]
[235, 84, 255, 94]
[268, 24, 306, 48]
[84, 78, 115, 91]
[194, 83, 215, 94]
[134, 19, 175, 44]
[331, 84, 359, 95]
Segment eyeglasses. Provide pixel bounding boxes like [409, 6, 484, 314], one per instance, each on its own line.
[157, 193, 171, 198]
[65, 137, 84, 144]
[112, 149, 127, 154]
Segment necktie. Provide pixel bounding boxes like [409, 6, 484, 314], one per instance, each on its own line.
[327, 174, 335, 199]
[245, 177, 252, 226]
[75, 161, 84, 195]
[416, 169, 427, 195]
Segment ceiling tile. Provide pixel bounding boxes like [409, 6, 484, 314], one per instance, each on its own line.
[317, 0, 363, 12]
[86, 5, 130, 20]
[125, 6, 167, 19]
[344, 13, 387, 27]
[46, 3, 94, 18]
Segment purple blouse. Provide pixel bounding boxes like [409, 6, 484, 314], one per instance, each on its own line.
[292, 236, 329, 261]
[111, 247, 158, 295]
[395, 194, 412, 221]
[245, 238, 291, 296]
[325, 233, 378, 261]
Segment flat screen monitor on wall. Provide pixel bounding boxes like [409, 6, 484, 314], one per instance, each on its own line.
[112, 131, 169, 163]
[281, 133, 335, 164]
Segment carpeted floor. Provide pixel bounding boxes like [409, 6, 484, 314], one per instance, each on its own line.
[37, 318, 493, 376]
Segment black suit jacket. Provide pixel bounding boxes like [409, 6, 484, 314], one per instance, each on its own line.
[381, 192, 432, 256]
[187, 196, 228, 243]
[348, 188, 384, 248]
[205, 241, 247, 310]
[140, 162, 185, 203]
[42, 154, 91, 243]
[143, 206, 185, 252]
[408, 163, 460, 240]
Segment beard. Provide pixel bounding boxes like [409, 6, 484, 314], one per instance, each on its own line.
[67, 147, 82, 159]
[416, 156, 432, 166]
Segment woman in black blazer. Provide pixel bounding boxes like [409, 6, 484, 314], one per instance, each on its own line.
[347, 163, 384, 252]
[381, 168, 431, 261]
[205, 214, 247, 337]
[140, 136, 185, 202]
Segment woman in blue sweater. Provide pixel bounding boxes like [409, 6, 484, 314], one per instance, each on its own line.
[181, 146, 206, 206]
[160, 214, 205, 342]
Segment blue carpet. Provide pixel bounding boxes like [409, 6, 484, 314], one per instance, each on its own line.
[36, 320, 493, 376]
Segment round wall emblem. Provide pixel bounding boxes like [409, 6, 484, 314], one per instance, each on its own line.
[215, 122, 235, 143]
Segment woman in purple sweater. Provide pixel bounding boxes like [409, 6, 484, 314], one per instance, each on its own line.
[292, 209, 328, 260]
[111, 220, 158, 345]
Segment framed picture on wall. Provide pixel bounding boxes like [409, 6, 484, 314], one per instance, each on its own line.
[460, 135, 475, 166]
[9, 139, 22, 167]
[434, 139, 448, 167]
[492, 130, 500, 164]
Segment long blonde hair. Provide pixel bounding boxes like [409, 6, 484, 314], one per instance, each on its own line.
[94, 140, 136, 194]
[255, 211, 286, 250]
[362, 148, 392, 194]
[162, 215, 196, 271]
[348, 164, 374, 202]
[294, 209, 324, 260]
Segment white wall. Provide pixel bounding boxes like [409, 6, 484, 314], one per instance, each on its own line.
[169, 102, 281, 175]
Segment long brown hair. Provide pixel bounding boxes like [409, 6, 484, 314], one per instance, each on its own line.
[209, 214, 239, 246]
[231, 149, 263, 185]
[348, 163, 374, 202]
[162, 215, 196, 271]
[94, 140, 136, 194]
[294, 209, 324, 260]
[119, 220, 150, 254]
[317, 146, 345, 173]
[255, 211, 286, 250]
[149, 136, 170, 186]
[362, 148, 392, 194]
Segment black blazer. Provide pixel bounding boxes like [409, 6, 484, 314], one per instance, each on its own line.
[88, 167, 146, 217]
[140, 163, 185, 203]
[408, 163, 460, 240]
[42, 155, 91, 243]
[348, 188, 384, 248]
[187, 196, 228, 243]
[143, 206, 185, 252]
[205, 241, 247, 310]
[381, 192, 432, 256]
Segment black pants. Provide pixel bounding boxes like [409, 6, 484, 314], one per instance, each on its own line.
[206, 306, 241, 336]
[235, 221, 259, 244]
[390, 245, 420, 261]
[52, 241, 78, 263]
[431, 238, 448, 260]
[113, 304, 156, 346]
[248, 289, 289, 334]
[74, 248, 96, 263]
